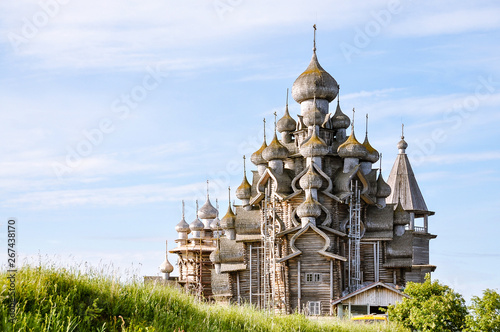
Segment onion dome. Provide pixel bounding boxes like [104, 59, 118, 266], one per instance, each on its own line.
[376, 172, 391, 198]
[220, 188, 236, 230]
[175, 217, 190, 233]
[262, 132, 289, 161]
[292, 51, 338, 103]
[302, 101, 325, 127]
[331, 98, 350, 129]
[397, 137, 408, 152]
[159, 259, 174, 274]
[159, 256, 174, 274]
[299, 128, 329, 158]
[189, 216, 204, 232]
[251, 119, 268, 165]
[210, 247, 222, 264]
[362, 136, 379, 163]
[338, 131, 368, 159]
[236, 156, 252, 200]
[296, 191, 322, 218]
[236, 175, 251, 200]
[277, 93, 297, 133]
[189, 201, 204, 232]
[210, 216, 221, 230]
[175, 201, 190, 233]
[360, 114, 379, 163]
[198, 197, 217, 220]
[251, 140, 267, 165]
[220, 204, 236, 229]
[159, 240, 174, 274]
[299, 163, 323, 190]
[394, 200, 410, 225]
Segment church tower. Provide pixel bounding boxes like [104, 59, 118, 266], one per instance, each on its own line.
[166, 26, 437, 317]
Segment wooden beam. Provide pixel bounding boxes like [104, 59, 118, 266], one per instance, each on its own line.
[298, 259, 301, 313]
[249, 244, 252, 305]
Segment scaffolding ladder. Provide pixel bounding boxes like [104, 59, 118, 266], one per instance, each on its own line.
[347, 180, 362, 293]
[261, 182, 287, 314]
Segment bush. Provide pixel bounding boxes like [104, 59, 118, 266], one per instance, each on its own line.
[386, 274, 468, 331]
[465, 288, 500, 332]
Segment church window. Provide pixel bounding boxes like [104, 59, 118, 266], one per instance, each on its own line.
[308, 301, 321, 315]
[305, 273, 321, 283]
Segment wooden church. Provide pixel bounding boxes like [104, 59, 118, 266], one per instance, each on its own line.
[163, 28, 436, 317]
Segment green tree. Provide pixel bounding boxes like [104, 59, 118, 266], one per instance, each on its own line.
[386, 274, 468, 331]
[465, 288, 500, 332]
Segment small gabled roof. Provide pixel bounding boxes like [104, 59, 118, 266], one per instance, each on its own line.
[331, 281, 409, 305]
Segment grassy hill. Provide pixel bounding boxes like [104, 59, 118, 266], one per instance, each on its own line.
[0, 265, 407, 331]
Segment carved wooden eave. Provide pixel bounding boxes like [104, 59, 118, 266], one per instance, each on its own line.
[291, 164, 310, 192]
[315, 162, 334, 192]
[282, 189, 303, 202]
[277, 222, 347, 263]
[290, 207, 301, 227]
[318, 225, 347, 238]
[322, 191, 342, 203]
[256, 168, 292, 196]
[276, 225, 301, 238]
[333, 164, 358, 197]
[249, 192, 264, 206]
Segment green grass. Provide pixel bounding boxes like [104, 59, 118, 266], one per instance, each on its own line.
[0, 265, 408, 331]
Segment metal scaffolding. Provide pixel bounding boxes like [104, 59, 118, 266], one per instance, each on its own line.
[347, 180, 362, 293]
[259, 181, 287, 314]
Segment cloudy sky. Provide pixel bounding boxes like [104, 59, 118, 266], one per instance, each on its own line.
[1, 0, 499, 301]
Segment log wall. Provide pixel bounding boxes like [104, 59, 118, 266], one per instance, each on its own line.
[288, 228, 342, 315]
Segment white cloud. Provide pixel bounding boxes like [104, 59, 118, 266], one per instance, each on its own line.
[0, 0, 401, 70]
[1, 182, 203, 209]
[390, 6, 500, 37]
[343, 88, 404, 100]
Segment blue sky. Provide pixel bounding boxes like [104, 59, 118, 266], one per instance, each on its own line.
[1, 0, 499, 301]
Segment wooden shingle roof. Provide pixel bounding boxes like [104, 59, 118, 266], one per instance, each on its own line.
[386, 150, 432, 215]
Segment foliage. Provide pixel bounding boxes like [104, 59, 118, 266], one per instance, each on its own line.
[0, 265, 407, 332]
[386, 274, 467, 332]
[465, 288, 500, 332]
